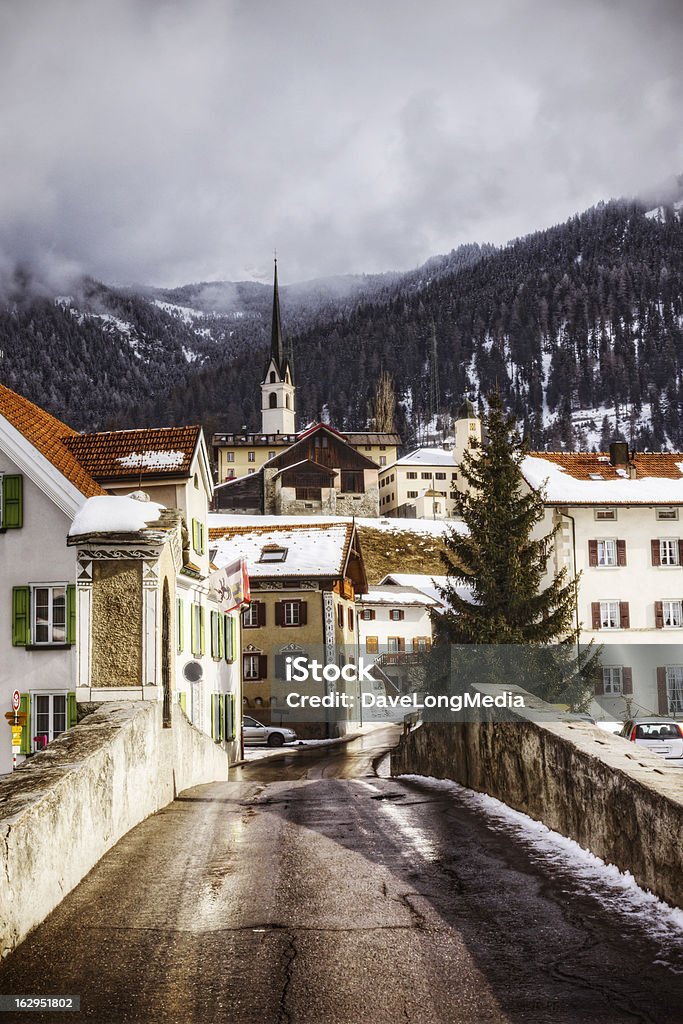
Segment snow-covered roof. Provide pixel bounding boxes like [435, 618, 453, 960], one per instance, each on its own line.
[358, 585, 438, 607]
[522, 454, 683, 505]
[69, 495, 165, 536]
[211, 523, 354, 578]
[385, 446, 456, 469]
[208, 513, 464, 538]
[379, 572, 475, 608]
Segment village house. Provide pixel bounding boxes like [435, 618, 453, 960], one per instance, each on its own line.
[0, 384, 242, 771]
[209, 521, 368, 738]
[522, 442, 683, 722]
[356, 583, 439, 698]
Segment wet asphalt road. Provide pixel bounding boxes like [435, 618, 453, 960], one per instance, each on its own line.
[1, 726, 683, 1024]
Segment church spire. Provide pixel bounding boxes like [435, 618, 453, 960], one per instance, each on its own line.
[270, 257, 285, 374]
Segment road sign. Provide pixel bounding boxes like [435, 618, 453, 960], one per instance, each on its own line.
[5, 712, 27, 725]
[11, 726, 22, 748]
[11, 690, 20, 712]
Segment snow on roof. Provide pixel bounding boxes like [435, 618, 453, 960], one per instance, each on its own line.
[69, 495, 165, 536]
[211, 523, 353, 578]
[522, 455, 683, 505]
[379, 572, 474, 607]
[358, 585, 438, 607]
[117, 450, 187, 470]
[208, 513, 465, 538]
[388, 447, 456, 469]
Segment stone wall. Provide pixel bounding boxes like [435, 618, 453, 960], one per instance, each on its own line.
[392, 714, 683, 910]
[0, 702, 228, 958]
[92, 561, 142, 686]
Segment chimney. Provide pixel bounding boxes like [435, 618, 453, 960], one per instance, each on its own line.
[609, 440, 629, 467]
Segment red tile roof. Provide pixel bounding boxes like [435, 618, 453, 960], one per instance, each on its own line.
[63, 426, 201, 480]
[0, 385, 105, 497]
[528, 452, 683, 481]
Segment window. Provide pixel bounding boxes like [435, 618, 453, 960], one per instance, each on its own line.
[341, 471, 364, 493]
[663, 600, 682, 627]
[210, 611, 223, 660]
[0, 474, 23, 529]
[283, 601, 300, 626]
[33, 585, 67, 645]
[365, 445, 372, 451]
[248, 468, 255, 474]
[226, 452, 234, 462]
[421, 472, 432, 480]
[260, 545, 288, 563]
[388, 637, 405, 653]
[296, 487, 322, 501]
[348, 607, 354, 632]
[407, 472, 417, 480]
[602, 667, 623, 694]
[248, 451, 256, 462]
[390, 609, 405, 621]
[269, 393, 277, 409]
[660, 539, 680, 566]
[243, 653, 262, 680]
[192, 518, 205, 555]
[407, 491, 418, 498]
[34, 693, 68, 747]
[450, 492, 457, 500]
[379, 456, 386, 466]
[599, 601, 620, 629]
[666, 666, 683, 713]
[337, 604, 344, 629]
[190, 602, 205, 656]
[413, 637, 431, 652]
[380, 445, 386, 451]
[597, 539, 617, 566]
[657, 508, 679, 521]
[365, 636, 378, 654]
[594, 507, 617, 521]
[268, 451, 276, 459]
[360, 609, 375, 621]
[269, 371, 276, 383]
[435, 472, 446, 480]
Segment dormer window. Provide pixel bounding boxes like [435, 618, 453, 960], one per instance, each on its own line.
[259, 544, 288, 563]
[270, 371, 276, 383]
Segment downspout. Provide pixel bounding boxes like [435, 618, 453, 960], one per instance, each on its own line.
[560, 506, 581, 645]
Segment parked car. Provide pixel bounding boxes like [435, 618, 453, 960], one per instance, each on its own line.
[242, 716, 298, 747]
[619, 718, 683, 760]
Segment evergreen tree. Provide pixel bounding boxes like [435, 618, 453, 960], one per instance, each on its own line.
[434, 391, 597, 707]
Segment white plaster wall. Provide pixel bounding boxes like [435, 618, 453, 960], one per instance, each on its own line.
[0, 452, 78, 774]
[0, 701, 229, 958]
[357, 603, 433, 653]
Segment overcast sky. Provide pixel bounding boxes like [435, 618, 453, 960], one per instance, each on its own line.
[0, 0, 681, 288]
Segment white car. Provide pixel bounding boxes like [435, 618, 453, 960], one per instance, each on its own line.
[620, 718, 683, 760]
[242, 716, 298, 747]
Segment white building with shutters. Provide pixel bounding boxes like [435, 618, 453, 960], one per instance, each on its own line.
[522, 443, 683, 723]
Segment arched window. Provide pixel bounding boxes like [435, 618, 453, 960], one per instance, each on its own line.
[269, 393, 277, 409]
[269, 371, 276, 383]
[285, 394, 290, 409]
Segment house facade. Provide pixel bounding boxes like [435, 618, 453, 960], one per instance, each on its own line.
[356, 584, 437, 699]
[210, 521, 367, 737]
[522, 443, 683, 722]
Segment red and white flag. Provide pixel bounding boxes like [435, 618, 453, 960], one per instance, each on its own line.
[209, 559, 250, 612]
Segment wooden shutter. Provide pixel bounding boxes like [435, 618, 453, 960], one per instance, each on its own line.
[258, 654, 268, 679]
[651, 540, 661, 566]
[337, 604, 344, 629]
[622, 667, 633, 695]
[199, 605, 205, 655]
[211, 694, 219, 740]
[230, 616, 237, 662]
[66, 584, 76, 645]
[258, 601, 266, 626]
[67, 692, 77, 729]
[224, 692, 235, 741]
[594, 665, 604, 696]
[588, 540, 598, 566]
[210, 611, 218, 658]
[616, 540, 627, 566]
[679, 540, 683, 566]
[19, 693, 31, 754]
[657, 667, 668, 714]
[655, 601, 664, 628]
[2, 475, 23, 529]
[12, 587, 30, 646]
[299, 601, 307, 625]
[179, 692, 187, 714]
[591, 602, 601, 629]
[619, 602, 630, 629]
[275, 602, 283, 626]
[347, 607, 354, 631]
[218, 695, 225, 740]
[223, 615, 230, 662]
[177, 598, 184, 652]
[190, 603, 196, 654]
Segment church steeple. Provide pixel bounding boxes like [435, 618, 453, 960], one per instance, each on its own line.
[261, 257, 296, 434]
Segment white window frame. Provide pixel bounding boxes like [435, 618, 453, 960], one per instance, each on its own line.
[666, 666, 683, 713]
[31, 583, 68, 645]
[594, 507, 617, 521]
[602, 666, 622, 694]
[659, 539, 680, 566]
[599, 600, 620, 629]
[226, 451, 235, 463]
[243, 653, 260, 680]
[656, 507, 679, 521]
[243, 603, 259, 628]
[596, 539, 617, 567]
[662, 600, 683, 628]
[283, 601, 300, 626]
[33, 691, 68, 747]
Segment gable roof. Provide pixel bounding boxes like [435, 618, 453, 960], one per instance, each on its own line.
[210, 521, 358, 580]
[63, 426, 202, 481]
[268, 422, 378, 470]
[0, 384, 104, 498]
[523, 452, 683, 505]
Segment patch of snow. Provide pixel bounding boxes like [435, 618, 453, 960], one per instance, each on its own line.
[69, 495, 165, 537]
[117, 450, 186, 470]
[182, 346, 200, 363]
[209, 512, 465, 537]
[523, 455, 683, 504]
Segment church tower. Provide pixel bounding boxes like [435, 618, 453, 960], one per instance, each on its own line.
[454, 396, 482, 466]
[261, 258, 296, 434]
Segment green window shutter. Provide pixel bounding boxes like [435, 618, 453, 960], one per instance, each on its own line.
[176, 598, 184, 653]
[12, 587, 31, 646]
[230, 616, 237, 663]
[66, 585, 76, 645]
[199, 605, 205, 655]
[224, 692, 236, 741]
[223, 614, 229, 662]
[178, 691, 187, 714]
[67, 692, 77, 729]
[210, 611, 218, 658]
[218, 612, 224, 659]
[192, 518, 199, 553]
[200, 523, 205, 554]
[218, 695, 225, 740]
[190, 603, 196, 655]
[19, 693, 31, 754]
[211, 693, 219, 740]
[2, 475, 23, 529]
